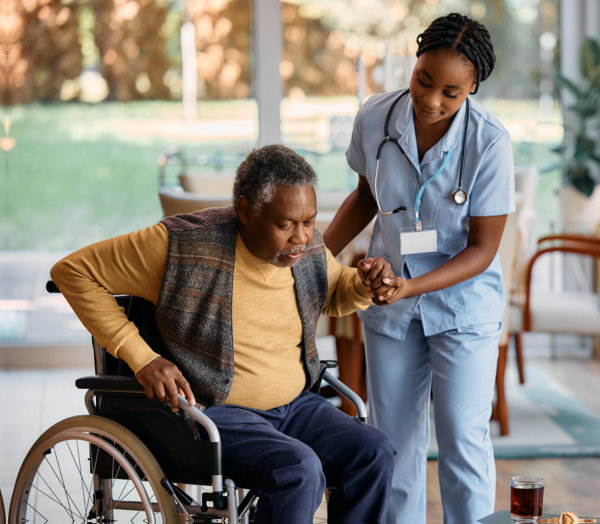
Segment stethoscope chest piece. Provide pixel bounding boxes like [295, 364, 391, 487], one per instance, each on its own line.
[374, 90, 471, 215]
[451, 188, 468, 205]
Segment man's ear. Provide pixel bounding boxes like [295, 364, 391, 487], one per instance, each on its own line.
[237, 195, 250, 226]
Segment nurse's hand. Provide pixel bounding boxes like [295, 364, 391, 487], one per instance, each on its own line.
[356, 257, 397, 305]
[371, 276, 411, 305]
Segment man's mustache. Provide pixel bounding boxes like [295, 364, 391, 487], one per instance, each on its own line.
[279, 245, 306, 256]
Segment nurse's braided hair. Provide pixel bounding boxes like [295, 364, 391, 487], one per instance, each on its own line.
[416, 13, 495, 94]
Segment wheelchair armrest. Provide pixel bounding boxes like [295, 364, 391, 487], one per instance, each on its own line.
[322, 371, 368, 422]
[75, 375, 145, 393]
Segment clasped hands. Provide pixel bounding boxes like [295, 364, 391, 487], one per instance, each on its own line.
[356, 256, 407, 306]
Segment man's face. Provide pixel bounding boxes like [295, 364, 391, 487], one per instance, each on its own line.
[238, 184, 317, 268]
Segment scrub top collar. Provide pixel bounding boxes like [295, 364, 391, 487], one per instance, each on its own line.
[391, 93, 469, 175]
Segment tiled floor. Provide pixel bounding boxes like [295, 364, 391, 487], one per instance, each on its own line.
[2, 357, 600, 522]
[2, 252, 600, 522]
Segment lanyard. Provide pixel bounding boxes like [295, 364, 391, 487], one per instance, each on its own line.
[412, 149, 454, 230]
[373, 90, 470, 220]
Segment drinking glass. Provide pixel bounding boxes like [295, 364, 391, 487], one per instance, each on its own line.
[510, 476, 544, 521]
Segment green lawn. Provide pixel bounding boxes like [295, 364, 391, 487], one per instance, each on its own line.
[2, 99, 563, 251]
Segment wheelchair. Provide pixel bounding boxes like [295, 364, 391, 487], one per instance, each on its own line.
[8, 283, 368, 523]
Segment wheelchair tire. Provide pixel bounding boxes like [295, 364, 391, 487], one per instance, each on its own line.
[9, 414, 179, 523]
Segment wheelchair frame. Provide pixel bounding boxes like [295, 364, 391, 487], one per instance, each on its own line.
[8, 285, 368, 523]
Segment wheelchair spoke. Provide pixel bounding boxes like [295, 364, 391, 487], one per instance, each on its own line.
[66, 437, 95, 513]
[25, 499, 50, 523]
[12, 416, 178, 523]
[34, 452, 86, 520]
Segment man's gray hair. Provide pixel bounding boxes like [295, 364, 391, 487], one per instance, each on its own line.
[233, 144, 318, 214]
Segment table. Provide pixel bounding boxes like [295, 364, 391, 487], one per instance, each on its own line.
[479, 511, 599, 523]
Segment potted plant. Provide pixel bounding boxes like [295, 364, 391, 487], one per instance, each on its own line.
[552, 36, 600, 232]
[553, 36, 600, 196]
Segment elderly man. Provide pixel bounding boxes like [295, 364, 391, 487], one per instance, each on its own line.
[51, 144, 394, 524]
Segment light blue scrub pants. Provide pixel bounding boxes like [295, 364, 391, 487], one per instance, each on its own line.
[364, 317, 500, 524]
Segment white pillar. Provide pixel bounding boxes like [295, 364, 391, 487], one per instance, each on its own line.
[559, 0, 584, 107]
[253, 0, 282, 146]
[584, 0, 600, 37]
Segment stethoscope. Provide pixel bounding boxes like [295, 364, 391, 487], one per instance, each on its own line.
[373, 89, 470, 223]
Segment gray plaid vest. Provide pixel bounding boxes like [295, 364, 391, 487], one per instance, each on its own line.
[156, 206, 328, 408]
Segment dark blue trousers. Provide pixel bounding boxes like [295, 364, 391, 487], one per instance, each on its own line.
[204, 391, 394, 524]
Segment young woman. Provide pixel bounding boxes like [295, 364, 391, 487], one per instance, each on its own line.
[324, 13, 515, 524]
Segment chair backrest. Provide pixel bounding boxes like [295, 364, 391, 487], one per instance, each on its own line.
[158, 186, 231, 217]
[179, 172, 235, 195]
[497, 195, 524, 345]
[512, 167, 539, 298]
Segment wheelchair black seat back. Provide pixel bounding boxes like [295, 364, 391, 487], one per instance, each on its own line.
[9, 283, 367, 523]
[85, 294, 215, 486]
[9, 289, 236, 523]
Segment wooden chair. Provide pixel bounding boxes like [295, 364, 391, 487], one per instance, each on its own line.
[326, 252, 368, 417]
[522, 233, 600, 336]
[492, 198, 524, 435]
[494, 230, 600, 435]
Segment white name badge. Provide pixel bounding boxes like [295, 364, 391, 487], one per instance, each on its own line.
[400, 229, 437, 255]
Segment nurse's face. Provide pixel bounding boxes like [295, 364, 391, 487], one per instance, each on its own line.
[409, 47, 477, 127]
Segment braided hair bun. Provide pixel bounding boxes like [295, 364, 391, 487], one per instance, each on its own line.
[416, 13, 496, 94]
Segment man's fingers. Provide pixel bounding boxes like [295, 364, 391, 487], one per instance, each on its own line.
[179, 380, 196, 407]
[142, 383, 157, 400]
[166, 386, 180, 412]
[134, 356, 196, 411]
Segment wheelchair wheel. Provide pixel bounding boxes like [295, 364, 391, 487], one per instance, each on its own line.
[9, 414, 178, 523]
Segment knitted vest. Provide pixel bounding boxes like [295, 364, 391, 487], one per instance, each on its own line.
[157, 206, 328, 408]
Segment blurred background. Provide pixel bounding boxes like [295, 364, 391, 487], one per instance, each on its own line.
[2, 2, 600, 519]
[2, 0, 565, 252]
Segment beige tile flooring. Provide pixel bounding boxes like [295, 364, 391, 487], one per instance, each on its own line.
[2, 354, 600, 522]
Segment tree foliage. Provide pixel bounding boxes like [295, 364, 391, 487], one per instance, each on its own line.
[1, 0, 83, 105]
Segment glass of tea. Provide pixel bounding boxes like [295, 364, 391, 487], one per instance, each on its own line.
[510, 476, 544, 521]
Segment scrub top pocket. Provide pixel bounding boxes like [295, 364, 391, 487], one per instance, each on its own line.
[432, 196, 470, 255]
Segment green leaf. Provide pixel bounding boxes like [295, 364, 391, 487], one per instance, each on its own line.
[570, 101, 599, 117]
[574, 136, 597, 158]
[556, 73, 584, 98]
[589, 65, 600, 89]
[571, 173, 597, 197]
[548, 143, 565, 155]
[580, 38, 600, 79]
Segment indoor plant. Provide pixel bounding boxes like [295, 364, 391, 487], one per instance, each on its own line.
[552, 36, 600, 198]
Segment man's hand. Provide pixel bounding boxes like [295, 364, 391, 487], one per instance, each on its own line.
[357, 257, 398, 305]
[135, 356, 196, 412]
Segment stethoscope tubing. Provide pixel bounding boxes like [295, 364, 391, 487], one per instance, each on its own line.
[373, 89, 470, 215]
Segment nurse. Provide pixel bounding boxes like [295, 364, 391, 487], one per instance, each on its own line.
[324, 13, 515, 524]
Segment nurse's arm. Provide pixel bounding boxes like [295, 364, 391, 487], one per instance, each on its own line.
[323, 175, 377, 257]
[374, 214, 508, 303]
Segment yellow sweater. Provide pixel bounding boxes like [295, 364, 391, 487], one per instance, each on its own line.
[51, 223, 372, 410]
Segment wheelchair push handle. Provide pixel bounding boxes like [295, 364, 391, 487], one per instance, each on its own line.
[46, 280, 60, 293]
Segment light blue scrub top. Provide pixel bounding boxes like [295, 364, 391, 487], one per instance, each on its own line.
[346, 89, 515, 341]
